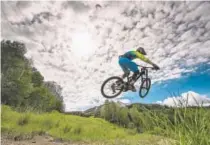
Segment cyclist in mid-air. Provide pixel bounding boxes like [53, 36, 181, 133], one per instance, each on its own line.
[118, 47, 160, 92]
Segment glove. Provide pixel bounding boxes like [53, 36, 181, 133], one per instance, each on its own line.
[152, 64, 160, 70]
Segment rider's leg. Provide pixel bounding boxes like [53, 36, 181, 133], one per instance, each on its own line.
[126, 60, 140, 82]
[118, 57, 130, 79]
[123, 60, 139, 92]
[118, 57, 131, 91]
[132, 71, 140, 82]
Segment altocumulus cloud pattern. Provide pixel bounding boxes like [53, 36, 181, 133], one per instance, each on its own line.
[1, 1, 210, 111]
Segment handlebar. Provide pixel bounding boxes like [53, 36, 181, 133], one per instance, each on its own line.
[137, 65, 154, 69]
[137, 65, 160, 71]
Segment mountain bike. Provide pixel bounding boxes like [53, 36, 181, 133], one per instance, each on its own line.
[101, 65, 156, 99]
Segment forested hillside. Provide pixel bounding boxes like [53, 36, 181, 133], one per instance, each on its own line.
[1, 40, 63, 112]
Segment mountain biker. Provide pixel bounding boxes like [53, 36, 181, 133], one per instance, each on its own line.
[118, 47, 160, 92]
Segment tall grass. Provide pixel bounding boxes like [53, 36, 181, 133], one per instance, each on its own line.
[137, 93, 210, 145]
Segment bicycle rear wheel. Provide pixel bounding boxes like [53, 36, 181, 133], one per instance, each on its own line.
[139, 78, 151, 98]
[101, 76, 124, 98]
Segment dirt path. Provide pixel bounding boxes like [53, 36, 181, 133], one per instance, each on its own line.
[1, 136, 87, 145]
[1, 135, 174, 145]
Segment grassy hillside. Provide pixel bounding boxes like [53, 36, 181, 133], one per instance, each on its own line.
[68, 101, 210, 145]
[1, 105, 171, 145]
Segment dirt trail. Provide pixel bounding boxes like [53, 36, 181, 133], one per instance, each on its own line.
[1, 136, 88, 145]
[1, 135, 173, 145]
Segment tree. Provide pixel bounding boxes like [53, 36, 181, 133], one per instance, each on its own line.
[32, 71, 44, 87]
[118, 107, 130, 127]
[1, 40, 63, 112]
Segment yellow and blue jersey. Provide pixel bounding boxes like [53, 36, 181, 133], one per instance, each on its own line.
[121, 51, 152, 64]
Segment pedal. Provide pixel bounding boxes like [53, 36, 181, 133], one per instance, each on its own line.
[128, 85, 136, 92]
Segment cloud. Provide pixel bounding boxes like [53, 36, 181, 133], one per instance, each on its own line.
[156, 91, 210, 107]
[1, 1, 210, 111]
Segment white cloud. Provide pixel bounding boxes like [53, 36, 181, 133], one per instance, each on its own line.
[1, 1, 210, 111]
[156, 91, 210, 107]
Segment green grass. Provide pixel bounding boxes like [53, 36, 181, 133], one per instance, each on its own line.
[1, 105, 169, 145]
[2, 104, 209, 145]
[139, 106, 210, 145]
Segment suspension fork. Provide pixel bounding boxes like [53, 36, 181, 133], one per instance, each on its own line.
[140, 68, 148, 82]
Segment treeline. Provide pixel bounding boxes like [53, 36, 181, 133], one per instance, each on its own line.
[1, 40, 63, 112]
[98, 100, 171, 133]
[68, 100, 172, 132]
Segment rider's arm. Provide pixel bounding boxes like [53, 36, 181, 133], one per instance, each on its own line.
[134, 51, 154, 65]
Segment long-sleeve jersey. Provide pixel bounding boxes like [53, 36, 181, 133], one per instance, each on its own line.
[120, 51, 153, 65]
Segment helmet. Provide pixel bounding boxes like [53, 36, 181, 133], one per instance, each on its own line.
[137, 47, 147, 55]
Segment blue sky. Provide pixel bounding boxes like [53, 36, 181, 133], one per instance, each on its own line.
[121, 63, 210, 104]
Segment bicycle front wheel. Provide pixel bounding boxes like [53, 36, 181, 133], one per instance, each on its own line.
[139, 78, 151, 98]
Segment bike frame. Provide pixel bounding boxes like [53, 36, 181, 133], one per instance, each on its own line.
[125, 65, 153, 85]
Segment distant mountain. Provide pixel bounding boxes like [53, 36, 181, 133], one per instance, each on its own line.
[66, 102, 168, 117]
